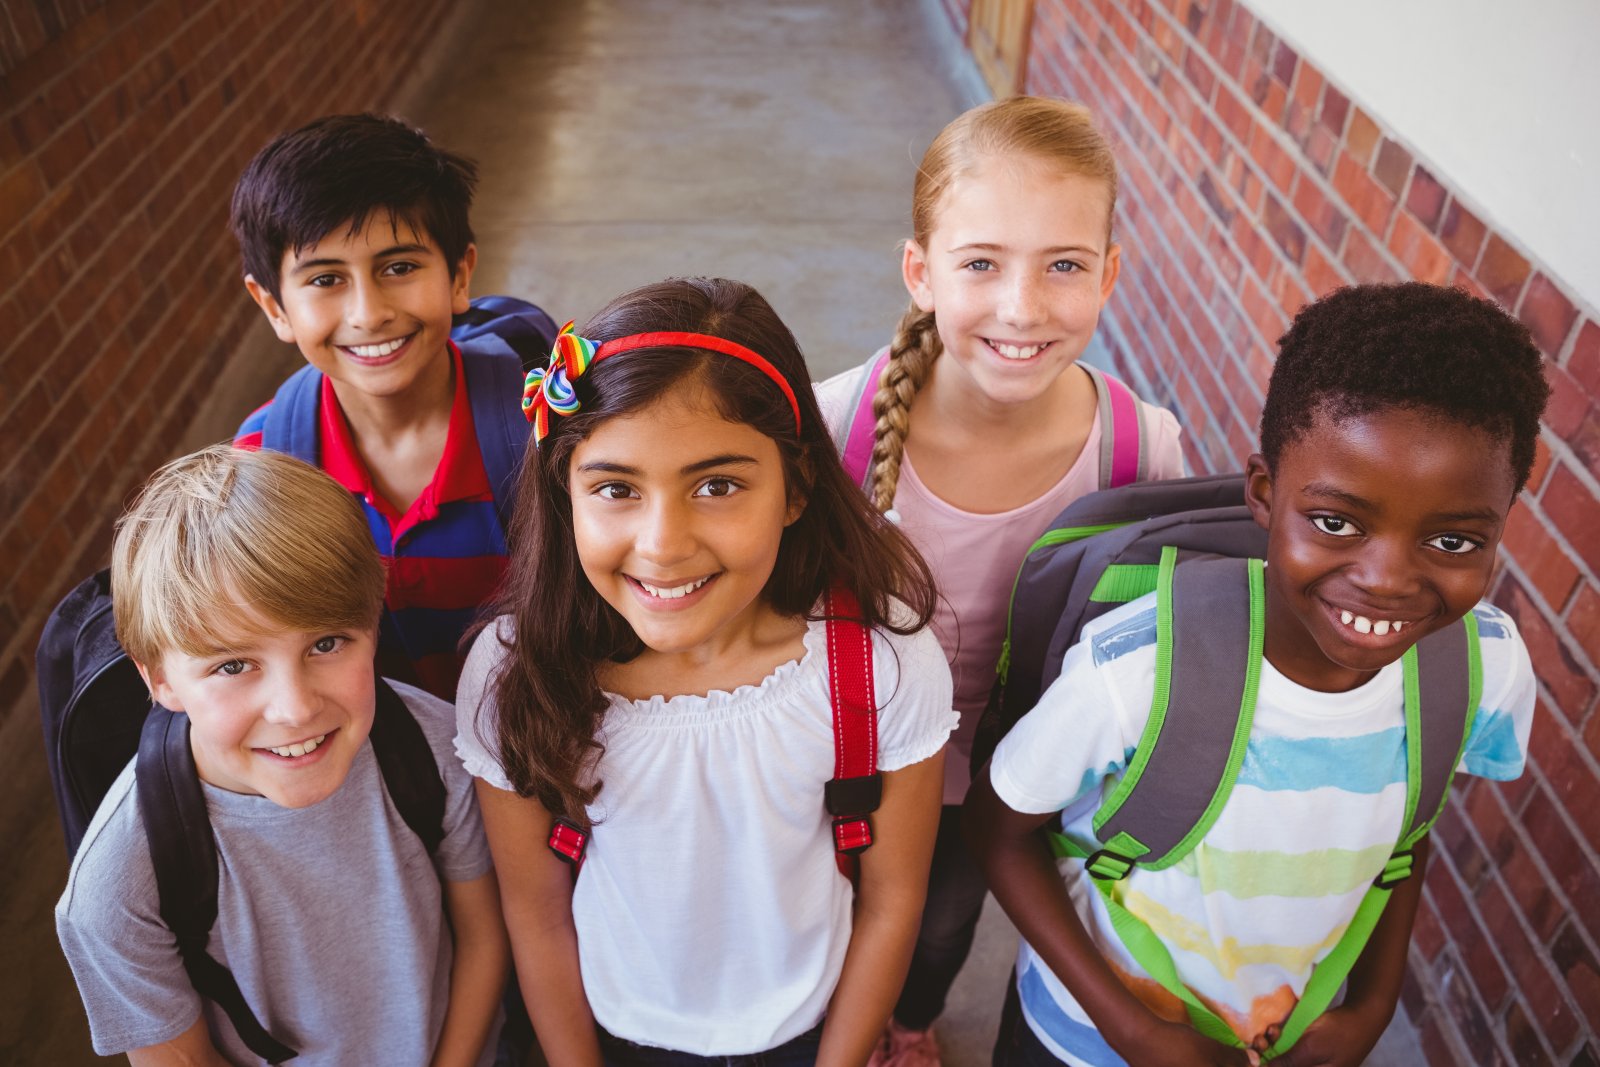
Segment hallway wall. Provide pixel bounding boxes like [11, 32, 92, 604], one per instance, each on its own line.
[974, 0, 1600, 1062]
[0, 2, 467, 1059]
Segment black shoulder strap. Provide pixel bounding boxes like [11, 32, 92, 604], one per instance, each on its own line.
[368, 677, 446, 855]
[136, 707, 298, 1063]
[1086, 552, 1264, 877]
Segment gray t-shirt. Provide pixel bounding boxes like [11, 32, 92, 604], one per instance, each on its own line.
[56, 681, 495, 1065]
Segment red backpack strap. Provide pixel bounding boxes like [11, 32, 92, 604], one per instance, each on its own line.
[823, 585, 882, 859]
[547, 816, 589, 869]
[1085, 365, 1149, 489]
[837, 348, 892, 492]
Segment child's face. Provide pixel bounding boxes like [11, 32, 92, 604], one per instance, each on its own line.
[1245, 406, 1516, 692]
[567, 384, 803, 662]
[139, 616, 379, 808]
[902, 155, 1120, 408]
[245, 215, 475, 403]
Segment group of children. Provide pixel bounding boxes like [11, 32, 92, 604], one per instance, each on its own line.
[49, 96, 1548, 1067]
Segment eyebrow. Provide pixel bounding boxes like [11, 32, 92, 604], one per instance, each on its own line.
[290, 243, 431, 273]
[947, 242, 1100, 256]
[1301, 482, 1502, 524]
[576, 453, 762, 477]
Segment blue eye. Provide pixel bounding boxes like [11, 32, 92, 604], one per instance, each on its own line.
[963, 259, 995, 272]
[1049, 260, 1083, 273]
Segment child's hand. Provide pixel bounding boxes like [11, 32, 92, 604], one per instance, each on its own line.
[1121, 1020, 1260, 1066]
[1251, 1003, 1386, 1067]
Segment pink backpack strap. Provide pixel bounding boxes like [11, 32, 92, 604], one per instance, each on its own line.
[837, 347, 892, 491]
[1085, 365, 1149, 489]
[823, 584, 881, 873]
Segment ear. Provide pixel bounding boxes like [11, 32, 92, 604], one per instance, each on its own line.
[783, 451, 812, 527]
[450, 243, 478, 316]
[1244, 452, 1274, 533]
[135, 659, 185, 713]
[901, 239, 935, 313]
[1098, 242, 1122, 306]
[244, 274, 298, 344]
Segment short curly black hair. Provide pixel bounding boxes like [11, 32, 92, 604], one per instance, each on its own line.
[1259, 283, 1550, 494]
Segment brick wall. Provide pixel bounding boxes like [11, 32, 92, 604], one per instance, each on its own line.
[0, 2, 459, 759]
[1000, 0, 1600, 1061]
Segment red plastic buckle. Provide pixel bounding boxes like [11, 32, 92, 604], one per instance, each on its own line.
[833, 815, 873, 856]
[547, 817, 589, 866]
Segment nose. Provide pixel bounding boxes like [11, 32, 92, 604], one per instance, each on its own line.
[263, 667, 320, 728]
[1348, 537, 1422, 601]
[635, 495, 696, 568]
[345, 276, 396, 333]
[997, 270, 1047, 330]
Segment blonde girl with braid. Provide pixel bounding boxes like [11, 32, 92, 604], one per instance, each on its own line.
[816, 96, 1185, 1067]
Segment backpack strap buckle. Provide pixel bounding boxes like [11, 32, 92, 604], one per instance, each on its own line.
[1085, 848, 1137, 881]
[832, 815, 874, 855]
[824, 773, 883, 818]
[547, 817, 589, 867]
[1374, 848, 1416, 890]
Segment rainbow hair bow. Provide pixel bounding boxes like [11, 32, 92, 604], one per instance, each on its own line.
[523, 321, 597, 443]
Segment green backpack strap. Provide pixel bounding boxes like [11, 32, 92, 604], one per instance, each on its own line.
[1051, 559, 1483, 1058]
[1083, 549, 1265, 877]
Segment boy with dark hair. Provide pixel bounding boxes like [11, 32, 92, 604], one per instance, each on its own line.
[56, 445, 507, 1066]
[967, 283, 1549, 1066]
[232, 113, 550, 700]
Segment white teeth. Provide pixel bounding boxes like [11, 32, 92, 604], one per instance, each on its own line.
[346, 337, 407, 358]
[1338, 611, 1407, 636]
[268, 734, 327, 758]
[638, 576, 711, 600]
[992, 341, 1045, 360]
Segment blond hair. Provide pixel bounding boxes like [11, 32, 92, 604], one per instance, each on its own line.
[870, 96, 1120, 511]
[111, 445, 386, 665]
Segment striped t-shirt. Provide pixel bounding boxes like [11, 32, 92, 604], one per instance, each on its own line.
[989, 593, 1534, 1064]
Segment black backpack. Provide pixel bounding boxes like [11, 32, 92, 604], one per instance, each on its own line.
[38, 569, 446, 1064]
[969, 473, 1482, 1059]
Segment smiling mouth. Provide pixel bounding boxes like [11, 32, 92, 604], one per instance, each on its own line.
[338, 334, 414, 361]
[984, 339, 1052, 361]
[627, 574, 717, 600]
[259, 732, 330, 759]
[1326, 600, 1424, 641]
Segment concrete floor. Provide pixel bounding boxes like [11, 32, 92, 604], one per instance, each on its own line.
[10, 0, 1430, 1063]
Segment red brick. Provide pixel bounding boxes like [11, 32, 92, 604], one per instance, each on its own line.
[1245, 120, 1296, 194]
[1518, 272, 1580, 358]
[1291, 174, 1348, 250]
[1303, 240, 1348, 297]
[1495, 570, 1595, 722]
[1569, 404, 1600, 493]
[1405, 165, 1447, 231]
[1387, 210, 1452, 284]
[1476, 233, 1532, 309]
[1345, 106, 1381, 166]
[1478, 874, 1582, 1049]
[1318, 84, 1350, 135]
[1570, 320, 1600, 399]
[1501, 997, 1558, 1067]
[1372, 137, 1413, 197]
[1341, 228, 1400, 285]
[1239, 274, 1287, 347]
[1549, 924, 1600, 1046]
[1565, 581, 1600, 671]
[1438, 197, 1488, 269]
[1541, 360, 1589, 439]
[1501, 505, 1581, 610]
[0, 161, 47, 241]
[1331, 150, 1396, 235]
[1259, 191, 1304, 265]
[1533, 717, 1600, 857]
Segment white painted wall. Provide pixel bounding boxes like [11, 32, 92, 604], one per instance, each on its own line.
[1246, 0, 1600, 313]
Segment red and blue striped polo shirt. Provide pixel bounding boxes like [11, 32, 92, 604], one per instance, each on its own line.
[235, 343, 508, 700]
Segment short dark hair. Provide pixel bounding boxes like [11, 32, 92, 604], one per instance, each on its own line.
[229, 113, 477, 301]
[485, 277, 938, 821]
[1259, 283, 1550, 493]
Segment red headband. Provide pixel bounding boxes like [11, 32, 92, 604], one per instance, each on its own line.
[523, 326, 803, 443]
[594, 331, 803, 435]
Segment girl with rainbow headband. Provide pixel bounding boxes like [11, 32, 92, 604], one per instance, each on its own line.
[817, 97, 1186, 1065]
[455, 277, 957, 1065]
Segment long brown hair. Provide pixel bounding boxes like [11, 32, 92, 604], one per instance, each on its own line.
[870, 96, 1121, 511]
[486, 277, 937, 821]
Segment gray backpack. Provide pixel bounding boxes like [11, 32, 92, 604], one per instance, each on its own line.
[971, 472, 1482, 1059]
